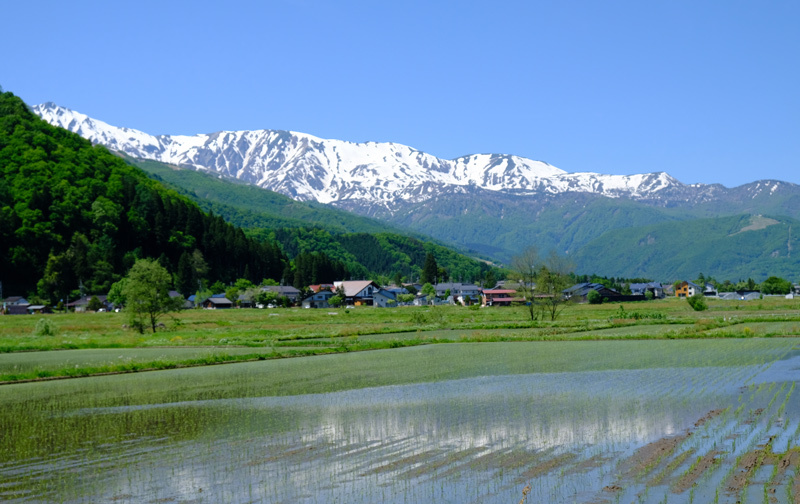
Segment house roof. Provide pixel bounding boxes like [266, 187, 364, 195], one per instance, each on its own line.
[205, 297, 232, 305]
[309, 284, 334, 293]
[3, 296, 27, 304]
[564, 283, 620, 297]
[630, 282, 662, 291]
[435, 282, 480, 291]
[66, 295, 108, 307]
[261, 285, 302, 296]
[483, 289, 517, 295]
[303, 290, 335, 302]
[374, 289, 397, 300]
[335, 280, 378, 297]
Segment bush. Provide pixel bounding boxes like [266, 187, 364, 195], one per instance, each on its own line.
[33, 318, 58, 336]
[87, 296, 102, 312]
[587, 289, 602, 304]
[687, 293, 708, 311]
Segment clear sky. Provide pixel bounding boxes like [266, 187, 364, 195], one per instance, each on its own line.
[4, 0, 798, 187]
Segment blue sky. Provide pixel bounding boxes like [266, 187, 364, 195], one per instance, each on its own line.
[4, 0, 798, 187]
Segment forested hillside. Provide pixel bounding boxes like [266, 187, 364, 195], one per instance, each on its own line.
[130, 157, 497, 285]
[0, 91, 285, 300]
[272, 228, 494, 286]
[0, 91, 498, 301]
[570, 214, 800, 281]
[130, 157, 404, 235]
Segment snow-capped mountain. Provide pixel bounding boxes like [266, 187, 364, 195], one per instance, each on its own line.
[34, 102, 686, 210]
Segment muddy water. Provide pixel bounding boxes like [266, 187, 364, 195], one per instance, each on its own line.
[2, 350, 800, 503]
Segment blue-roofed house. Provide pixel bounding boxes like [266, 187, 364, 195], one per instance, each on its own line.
[629, 282, 665, 299]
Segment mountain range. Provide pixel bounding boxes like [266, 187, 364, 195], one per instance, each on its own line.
[33, 102, 800, 281]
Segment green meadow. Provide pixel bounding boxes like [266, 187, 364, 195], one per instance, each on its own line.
[1, 297, 800, 502]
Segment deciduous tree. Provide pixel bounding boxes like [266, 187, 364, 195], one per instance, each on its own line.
[510, 246, 540, 321]
[122, 258, 183, 333]
[511, 246, 574, 321]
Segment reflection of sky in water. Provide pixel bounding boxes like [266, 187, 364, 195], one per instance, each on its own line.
[6, 356, 800, 504]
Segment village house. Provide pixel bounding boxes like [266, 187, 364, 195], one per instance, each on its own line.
[260, 285, 302, 304]
[675, 281, 702, 298]
[434, 282, 481, 305]
[629, 282, 665, 299]
[66, 295, 111, 312]
[3, 296, 30, 315]
[301, 290, 336, 309]
[3, 296, 28, 306]
[372, 288, 397, 308]
[563, 283, 621, 302]
[481, 289, 522, 307]
[202, 295, 233, 309]
[334, 280, 380, 306]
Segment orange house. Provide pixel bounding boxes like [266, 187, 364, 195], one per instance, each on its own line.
[675, 281, 702, 298]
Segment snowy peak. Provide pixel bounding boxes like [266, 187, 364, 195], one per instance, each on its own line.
[34, 102, 687, 206]
[35, 102, 169, 158]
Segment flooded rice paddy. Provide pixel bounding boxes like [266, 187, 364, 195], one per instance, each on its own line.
[1, 339, 800, 503]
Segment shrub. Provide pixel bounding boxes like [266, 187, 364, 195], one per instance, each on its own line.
[87, 296, 102, 312]
[33, 318, 58, 336]
[687, 293, 708, 311]
[587, 289, 602, 304]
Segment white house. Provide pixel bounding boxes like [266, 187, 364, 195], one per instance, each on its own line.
[302, 290, 335, 309]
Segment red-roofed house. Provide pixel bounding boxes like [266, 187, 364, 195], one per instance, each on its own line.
[481, 289, 523, 307]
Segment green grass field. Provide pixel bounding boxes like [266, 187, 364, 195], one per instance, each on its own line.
[1, 296, 798, 381]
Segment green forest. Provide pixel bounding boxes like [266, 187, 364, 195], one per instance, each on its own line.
[0, 91, 498, 302]
[132, 156, 498, 284]
[0, 91, 286, 301]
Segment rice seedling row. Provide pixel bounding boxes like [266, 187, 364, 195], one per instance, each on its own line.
[1, 338, 798, 502]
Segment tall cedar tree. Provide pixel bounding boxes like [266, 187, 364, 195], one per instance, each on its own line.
[421, 253, 438, 285]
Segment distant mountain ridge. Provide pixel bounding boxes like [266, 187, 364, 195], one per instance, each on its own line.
[33, 102, 800, 279]
[36, 102, 712, 206]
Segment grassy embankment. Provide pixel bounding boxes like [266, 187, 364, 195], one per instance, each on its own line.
[0, 296, 798, 382]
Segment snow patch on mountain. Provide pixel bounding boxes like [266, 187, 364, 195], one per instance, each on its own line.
[34, 102, 684, 206]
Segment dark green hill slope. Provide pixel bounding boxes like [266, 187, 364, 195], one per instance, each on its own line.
[129, 158, 497, 284]
[128, 157, 406, 235]
[0, 91, 287, 300]
[570, 214, 800, 281]
[383, 189, 684, 260]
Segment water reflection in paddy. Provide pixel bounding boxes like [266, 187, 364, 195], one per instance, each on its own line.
[2, 343, 799, 503]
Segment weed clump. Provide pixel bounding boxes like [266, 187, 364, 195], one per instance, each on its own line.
[33, 318, 58, 337]
[687, 293, 708, 311]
